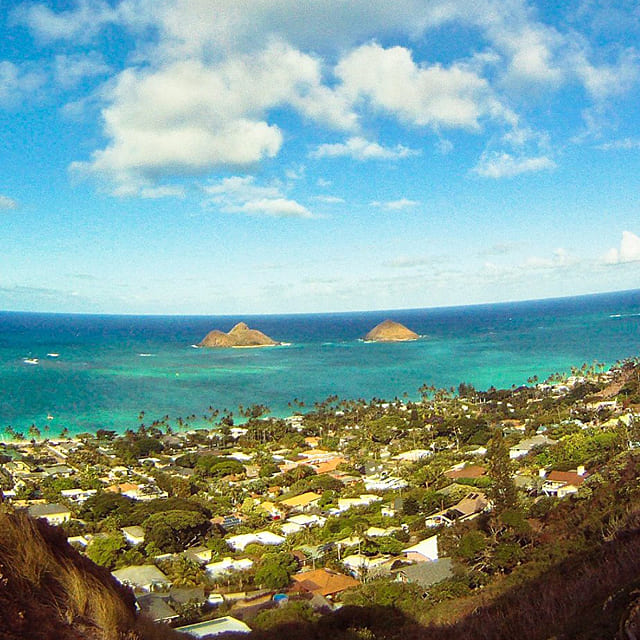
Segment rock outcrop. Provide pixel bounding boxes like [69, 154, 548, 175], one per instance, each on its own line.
[364, 319, 419, 342]
[198, 322, 279, 348]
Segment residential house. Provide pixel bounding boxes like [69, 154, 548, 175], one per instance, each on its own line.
[112, 565, 171, 592]
[205, 557, 254, 580]
[342, 554, 400, 579]
[183, 546, 213, 564]
[60, 488, 97, 504]
[542, 467, 587, 497]
[509, 435, 557, 459]
[402, 535, 439, 562]
[279, 491, 322, 513]
[175, 616, 251, 637]
[281, 514, 326, 537]
[27, 502, 72, 526]
[425, 492, 488, 528]
[226, 531, 286, 551]
[444, 464, 486, 480]
[396, 558, 454, 590]
[363, 475, 408, 492]
[392, 449, 432, 463]
[121, 525, 145, 547]
[336, 494, 382, 513]
[291, 568, 359, 599]
[136, 594, 179, 624]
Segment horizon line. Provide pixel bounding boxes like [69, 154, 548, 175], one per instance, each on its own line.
[0, 287, 638, 320]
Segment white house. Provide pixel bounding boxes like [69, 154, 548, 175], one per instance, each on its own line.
[402, 535, 439, 562]
[226, 531, 285, 551]
[176, 616, 251, 637]
[205, 557, 254, 579]
[112, 565, 171, 592]
[121, 526, 145, 546]
[509, 435, 557, 459]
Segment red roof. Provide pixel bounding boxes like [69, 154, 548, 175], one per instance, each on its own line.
[547, 470, 586, 486]
[291, 569, 359, 597]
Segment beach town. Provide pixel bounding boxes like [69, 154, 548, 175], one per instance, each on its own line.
[1, 358, 638, 637]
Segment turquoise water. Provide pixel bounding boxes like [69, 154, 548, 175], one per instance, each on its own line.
[1, 289, 639, 435]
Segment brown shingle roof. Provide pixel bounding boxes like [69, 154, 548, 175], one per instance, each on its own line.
[444, 465, 486, 480]
[291, 568, 359, 597]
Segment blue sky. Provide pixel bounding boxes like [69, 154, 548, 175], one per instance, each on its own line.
[1, 0, 640, 315]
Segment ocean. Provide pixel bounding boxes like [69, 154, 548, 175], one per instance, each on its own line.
[1, 289, 639, 436]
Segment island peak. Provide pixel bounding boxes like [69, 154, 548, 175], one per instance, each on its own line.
[364, 319, 419, 342]
[198, 322, 279, 348]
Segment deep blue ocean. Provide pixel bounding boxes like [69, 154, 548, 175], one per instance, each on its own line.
[1, 289, 640, 436]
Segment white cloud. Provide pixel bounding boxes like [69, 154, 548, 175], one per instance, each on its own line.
[237, 198, 314, 218]
[474, 151, 556, 178]
[311, 136, 418, 160]
[70, 42, 359, 192]
[598, 138, 640, 150]
[0, 195, 18, 209]
[371, 198, 420, 209]
[204, 175, 313, 219]
[53, 52, 111, 88]
[335, 42, 512, 130]
[14, 0, 119, 43]
[139, 185, 185, 199]
[573, 48, 640, 100]
[313, 195, 345, 203]
[604, 231, 640, 264]
[0, 61, 45, 107]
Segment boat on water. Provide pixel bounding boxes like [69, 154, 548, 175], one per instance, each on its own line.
[47, 353, 60, 357]
[23, 358, 39, 365]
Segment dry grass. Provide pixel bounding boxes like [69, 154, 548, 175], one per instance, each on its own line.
[0, 506, 137, 639]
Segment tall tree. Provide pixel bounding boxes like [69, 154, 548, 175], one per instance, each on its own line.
[486, 431, 517, 515]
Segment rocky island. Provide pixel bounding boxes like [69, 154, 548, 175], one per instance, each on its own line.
[198, 322, 279, 348]
[364, 319, 419, 342]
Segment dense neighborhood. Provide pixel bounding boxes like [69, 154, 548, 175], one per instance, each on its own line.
[2, 358, 640, 637]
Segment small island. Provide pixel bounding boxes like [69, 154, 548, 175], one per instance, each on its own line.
[364, 319, 419, 342]
[198, 322, 279, 348]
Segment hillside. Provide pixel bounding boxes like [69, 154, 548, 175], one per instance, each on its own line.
[0, 507, 181, 640]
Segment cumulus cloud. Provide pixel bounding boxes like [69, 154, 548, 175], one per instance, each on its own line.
[70, 42, 359, 192]
[371, 198, 420, 210]
[473, 151, 556, 178]
[17, 0, 640, 195]
[311, 136, 418, 160]
[204, 175, 313, 219]
[0, 195, 18, 209]
[604, 231, 640, 264]
[335, 42, 513, 130]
